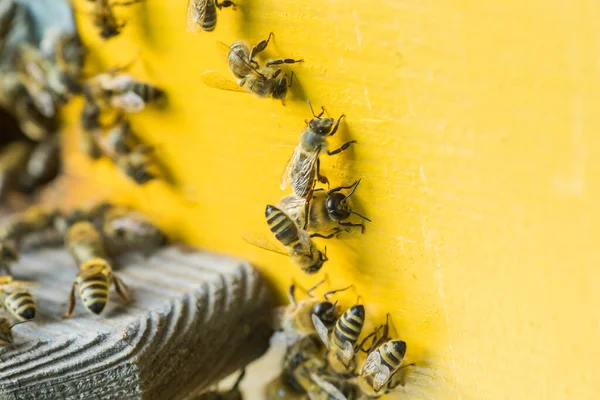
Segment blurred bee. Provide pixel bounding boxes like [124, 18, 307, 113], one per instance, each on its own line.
[80, 100, 103, 159]
[18, 135, 61, 194]
[284, 334, 358, 400]
[277, 279, 351, 342]
[0, 276, 36, 321]
[358, 340, 412, 398]
[101, 205, 167, 255]
[201, 33, 303, 103]
[279, 179, 371, 234]
[85, 0, 143, 40]
[54, 201, 112, 235]
[40, 29, 86, 98]
[0, 206, 61, 246]
[313, 304, 366, 374]
[65, 221, 107, 267]
[246, 204, 335, 274]
[187, 0, 236, 34]
[0, 242, 18, 276]
[64, 256, 129, 316]
[116, 144, 163, 184]
[0, 140, 34, 202]
[281, 102, 355, 201]
[84, 71, 165, 113]
[0, 317, 28, 345]
[195, 369, 245, 400]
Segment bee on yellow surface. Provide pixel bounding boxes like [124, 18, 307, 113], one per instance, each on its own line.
[358, 339, 411, 398]
[0, 276, 36, 321]
[84, 71, 165, 113]
[201, 33, 303, 103]
[0, 317, 28, 345]
[246, 204, 335, 274]
[102, 205, 167, 255]
[279, 179, 371, 234]
[64, 257, 129, 317]
[187, 0, 236, 34]
[65, 221, 107, 266]
[313, 304, 366, 374]
[85, 0, 143, 40]
[195, 369, 245, 400]
[18, 135, 60, 194]
[277, 279, 351, 343]
[281, 102, 354, 204]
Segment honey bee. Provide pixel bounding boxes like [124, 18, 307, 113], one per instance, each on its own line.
[246, 204, 334, 274]
[284, 334, 358, 400]
[313, 304, 366, 374]
[101, 205, 167, 255]
[277, 279, 351, 342]
[0, 140, 34, 201]
[18, 135, 60, 194]
[86, 0, 143, 40]
[0, 317, 28, 345]
[201, 33, 303, 103]
[54, 202, 112, 235]
[358, 340, 411, 398]
[64, 257, 129, 317]
[195, 369, 245, 400]
[187, 0, 236, 34]
[84, 71, 165, 113]
[281, 102, 355, 200]
[0, 276, 36, 321]
[65, 221, 107, 267]
[40, 30, 86, 98]
[279, 179, 371, 234]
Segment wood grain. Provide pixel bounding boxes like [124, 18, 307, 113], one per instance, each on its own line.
[0, 246, 273, 400]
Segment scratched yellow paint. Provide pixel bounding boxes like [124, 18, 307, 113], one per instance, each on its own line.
[56, 0, 600, 398]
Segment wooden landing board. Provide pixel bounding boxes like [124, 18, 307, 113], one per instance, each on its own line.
[0, 246, 274, 400]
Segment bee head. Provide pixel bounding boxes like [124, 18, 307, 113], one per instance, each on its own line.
[309, 117, 334, 136]
[326, 193, 351, 221]
[313, 301, 337, 327]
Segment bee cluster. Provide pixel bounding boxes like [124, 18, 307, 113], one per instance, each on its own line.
[0, 1, 411, 399]
[0, 201, 166, 344]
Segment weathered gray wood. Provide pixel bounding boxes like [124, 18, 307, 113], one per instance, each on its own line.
[0, 246, 274, 400]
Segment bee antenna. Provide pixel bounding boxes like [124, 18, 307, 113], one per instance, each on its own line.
[350, 210, 371, 222]
[322, 246, 328, 261]
[344, 179, 362, 199]
[356, 295, 363, 305]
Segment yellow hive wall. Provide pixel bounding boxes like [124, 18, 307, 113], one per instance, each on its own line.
[58, 0, 600, 398]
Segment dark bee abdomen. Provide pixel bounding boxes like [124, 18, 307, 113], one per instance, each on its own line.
[265, 205, 301, 247]
[203, 0, 217, 31]
[5, 291, 35, 320]
[332, 305, 365, 348]
[128, 83, 165, 103]
[379, 340, 406, 370]
[79, 276, 109, 314]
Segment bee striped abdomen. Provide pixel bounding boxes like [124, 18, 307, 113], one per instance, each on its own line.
[332, 305, 365, 348]
[203, 0, 217, 31]
[79, 276, 109, 314]
[379, 340, 406, 370]
[266, 205, 301, 247]
[128, 83, 165, 103]
[5, 291, 35, 320]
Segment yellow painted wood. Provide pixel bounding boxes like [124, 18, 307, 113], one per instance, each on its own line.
[57, 0, 600, 398]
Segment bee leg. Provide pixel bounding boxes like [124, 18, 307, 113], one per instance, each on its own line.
[250, 32, 274, 60]
[316, 158, 330, 187]
[113, 276, 130, 303]
[306, 277, 327, 297]
[386, 364, 416, 390]
[327, 140, 356, 156]
[265, 58, 304, 67]
[215, 0, 236, 9]
[327, 113, 346, 137]
[63, 282, 78, 318]
[323, 284, 353, 301]
[327, 180, 360, 194]
[309, 230, 343, 240]
[338, 221, 366, 234]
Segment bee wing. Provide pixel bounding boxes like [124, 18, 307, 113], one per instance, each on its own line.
[372, 365, 391, 392]
[278, 195, 306, 226]
[241, 234, 288, 256]
[280, 145, 302, 190]
[186, 0, 206, 33]
[111, 91, 146, 113]
[200, 71, 247, 93]
[361, 350, 383, 376]
[311, 314, 330, 350]
[341, 340, 354, 364]
[109, 74, 135, 92]
[309, 373, 348, 400]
